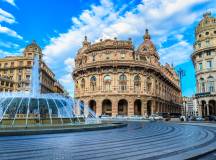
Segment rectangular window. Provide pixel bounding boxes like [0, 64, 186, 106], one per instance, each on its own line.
[121, 52, 125, 59]
[27, 61, 31, 66]
[207, 51, 211, 56]
[26, 75, 30, 80]
[207, 61, 212, 69]
[19, 61, 23, 66]
[199, 63, 202, 70]
[18, 75, 22, 81]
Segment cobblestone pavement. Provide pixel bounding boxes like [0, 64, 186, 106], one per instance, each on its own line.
[0, 122, 216, 160]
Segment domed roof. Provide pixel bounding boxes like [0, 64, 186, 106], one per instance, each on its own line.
[137, 29, 159, 59]
[25, 40, 42, 52]
[196, 12, 216, 33]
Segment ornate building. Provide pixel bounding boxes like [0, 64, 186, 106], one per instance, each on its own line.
[192, 12, 216, 116]
[73, 30, 182, 117]
[0, 41, 65, 94]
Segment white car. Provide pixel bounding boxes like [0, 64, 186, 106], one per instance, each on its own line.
[149, 114, 163, 121]
[196, 116, 204, 121]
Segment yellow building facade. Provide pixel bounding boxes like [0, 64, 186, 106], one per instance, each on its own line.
[0, 41, 65, 94]
[73, 30, 182, 117]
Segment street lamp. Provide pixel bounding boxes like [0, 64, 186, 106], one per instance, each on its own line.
[177, 68, 186, 116]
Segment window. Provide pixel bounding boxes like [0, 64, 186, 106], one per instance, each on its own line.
[119, 74, 127, 91]
[11, 62, 14, 67]
[92, 53, 96, 62]
[26, 75, 31, 80]
[207, 51, 211, 56]
[200, 78, 205, 93]
[206, 39, 210, 45]
[208, 76, 214, 92]
[90, 76, 96, 91]
[199, 54, 202, 58]
[134, 75, 141, 91]
[121, 51, 125, 59]
[198, 42, 201, 48]
[214, 31, 216, 34]
[205, 32, 209, 35]
[104, 75, 111, 91]
[146, 77, 152, 93]
[27, 61, 31, 66]
[4, 63, 8, 68]
[18, 69, 22, 73]
[81, 78, 85, 90]
[28, 53, 32, 56]
[199, 34, 202, 37]
[207, 61, 212, 69]
[198, 63, 203, 70]
[19, 61, 23, 66]
[18, 75, 22, 81]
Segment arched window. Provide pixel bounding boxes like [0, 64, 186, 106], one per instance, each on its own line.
[146, 77, 152, 93]
[104, 75, 112, 91]
[90, 76, 96, 91]
[81, 78, 85, 90]
[200, 78, 205, 93]
[119, 74, 127, 91]
[134, 75, 141, 91]
[208, 76, 214, 92]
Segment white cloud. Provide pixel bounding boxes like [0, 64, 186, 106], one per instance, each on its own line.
[0, 24, 23, 39]
[64, 58, 75, 72]
[0, 8, 15, 24]
[159, 40, 193, 65]
[43, 0, 213, 95]
[3, 0, 16, 7]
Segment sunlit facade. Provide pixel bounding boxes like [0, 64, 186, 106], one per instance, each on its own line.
[73, 30, 182, 116]
[192, 12, 216, 116]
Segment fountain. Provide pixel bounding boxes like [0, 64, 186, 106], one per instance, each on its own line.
[0, 53, 99, 128]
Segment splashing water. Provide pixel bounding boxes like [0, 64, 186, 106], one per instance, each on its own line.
[0, 54, 99, 128]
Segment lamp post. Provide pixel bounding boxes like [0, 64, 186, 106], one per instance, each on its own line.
[177, 68, 186, 116]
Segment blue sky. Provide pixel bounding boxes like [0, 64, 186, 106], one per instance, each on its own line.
[0, 0, 216, 96]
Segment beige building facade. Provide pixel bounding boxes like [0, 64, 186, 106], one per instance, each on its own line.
[0, 41, 65, 94]
[192, 12, 216, 116]
[73, 30, 182, 117]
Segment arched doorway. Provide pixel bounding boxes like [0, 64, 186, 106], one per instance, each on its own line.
[118, 99, 128, 116]
[134, 99, 141, 115]
[209, 100, 216, 115]
[89, 100, 96, 113]
[147, 100, 152, 116]
[102, 99, 112, 116]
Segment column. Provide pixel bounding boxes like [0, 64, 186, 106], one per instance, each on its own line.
[112, 99, 118, 117]
[128, 99, 134, 116]
[206, 103, 209, 116]
[152, 100, 156, 114]
[142, 100, 147, 116]
[96, 99, 102, 116]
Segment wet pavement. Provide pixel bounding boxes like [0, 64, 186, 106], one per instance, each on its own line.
[0, 121, 216, 160]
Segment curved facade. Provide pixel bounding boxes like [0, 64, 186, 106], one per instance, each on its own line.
[192, 12, 216, 116]
[73, 30, 182, 117]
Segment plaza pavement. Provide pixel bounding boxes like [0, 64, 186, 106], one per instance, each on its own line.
[0, 121, 215, 160]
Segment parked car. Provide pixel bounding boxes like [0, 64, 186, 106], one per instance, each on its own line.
[149, 114, 163, 121]
[204, 115, 216, 121]
[195, 116, 204, 121]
